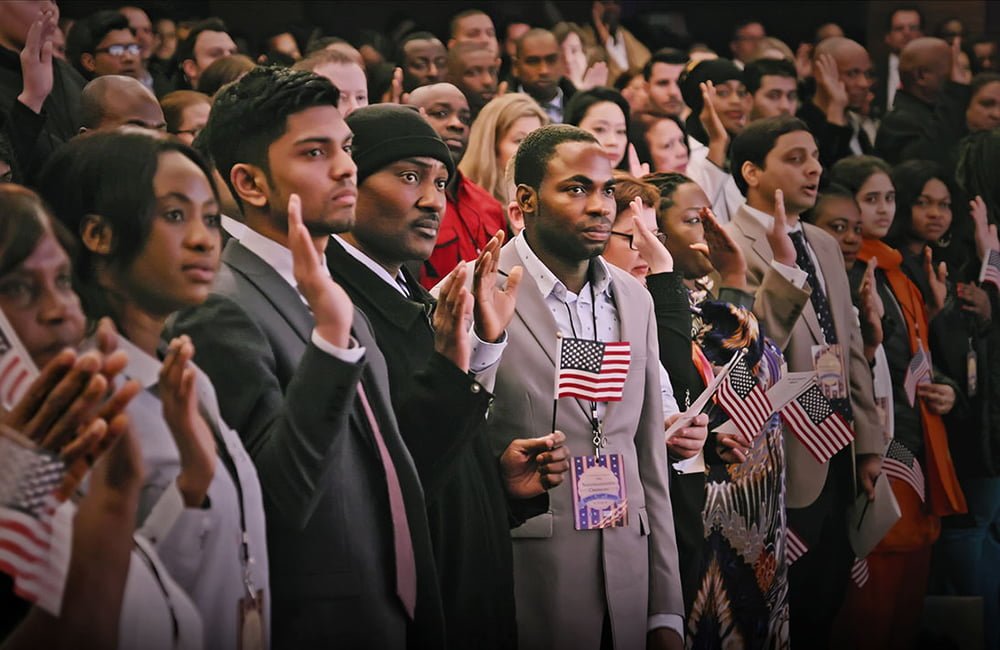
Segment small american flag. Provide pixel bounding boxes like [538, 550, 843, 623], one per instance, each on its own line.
[851, 557, 870, 588]
[0, 436, 73, 615]
[555, 337, 630, 402]
[979, 248, 1000, 289]
[883, 440, 925, 503]
[786, 528, 808, 565]
[903, 343, 932, 407]
[781, 384, 854, 463]
[716, 353, 773, 445]
[0, 310, 36, 411]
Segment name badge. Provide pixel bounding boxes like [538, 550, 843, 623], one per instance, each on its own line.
[238, 590, 265, 650]
[572, 454, 627, 530]
[812, 344, 847, 400]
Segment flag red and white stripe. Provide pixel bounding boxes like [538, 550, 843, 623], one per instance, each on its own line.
[979, 248, 1000, 289]
[781, 384, 855, 463]
[0, 309, 37, 410]
[716, 353, 773, 445]
[882, 440, 926, 502]
[786, 528, 808, 565]
[851, 557, 870, 588]
[903, 343, 932, 407]
[555, 337, 631, 402]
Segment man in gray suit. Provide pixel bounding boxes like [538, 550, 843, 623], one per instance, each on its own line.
[168, 66, 485, 648]
[724, 115, 883, 648]
[485, 124, 685, 650]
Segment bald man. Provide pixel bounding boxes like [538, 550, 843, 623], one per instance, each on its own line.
[406, 83, 506, 288]
[797, 37, 879, 166]
[79, 74, 166, 132]
[875, 37, 970, 165]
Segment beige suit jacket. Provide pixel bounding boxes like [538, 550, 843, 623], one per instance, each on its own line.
[485, 242, 683, 650]
[726, 205, 883, 508]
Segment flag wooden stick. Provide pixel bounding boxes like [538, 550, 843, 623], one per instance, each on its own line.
[552, 332, 563, 434]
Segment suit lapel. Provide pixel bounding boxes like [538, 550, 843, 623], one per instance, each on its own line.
[222, 240, 314, 343]
[734, 208, 825, 344]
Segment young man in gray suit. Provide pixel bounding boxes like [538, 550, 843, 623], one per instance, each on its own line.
[485, 124, 685, 650]
[168, 66, 482, 648]
[724, 115, 883, 648]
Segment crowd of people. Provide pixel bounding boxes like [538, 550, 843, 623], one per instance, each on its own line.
[0, 0, 999, 648]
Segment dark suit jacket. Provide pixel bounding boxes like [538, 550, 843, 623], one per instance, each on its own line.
[874, 83, 970, 166]
[168, 239, 445, 649]
[326, 237, 518, 649]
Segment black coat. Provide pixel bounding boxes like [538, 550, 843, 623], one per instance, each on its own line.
[874, 83, 970, 166]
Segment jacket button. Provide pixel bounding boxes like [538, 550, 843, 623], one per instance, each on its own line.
[471, 383, 481, 393]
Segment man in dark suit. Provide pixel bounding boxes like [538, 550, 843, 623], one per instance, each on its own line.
[509, 28, 576, 123]
[725, 116, 883, 648]
[168, 66, 476, 649]
[329, 103, 570, 650]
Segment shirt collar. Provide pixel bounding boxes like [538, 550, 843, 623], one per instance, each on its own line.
[116, 336, 161, 390]
[332, 234, 408, 297]
[237, 225, 331, 294]
[513, 231, 613, 302]
[519, 84, 564, 110]
[743, 203, 803, 235]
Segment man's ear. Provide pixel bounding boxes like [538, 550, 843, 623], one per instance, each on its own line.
[80, 53, 96, 74]
[230, 163, 270, 209]
[80, 214, 113, 254]
[516, 184, 536, 215]
[741, 161, 760, 190]
[181, 58, 198, 83]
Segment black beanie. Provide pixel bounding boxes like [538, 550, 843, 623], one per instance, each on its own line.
[345, 104, 455, 186]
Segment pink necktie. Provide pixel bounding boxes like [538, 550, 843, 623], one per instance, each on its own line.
[356, 382, 417, 619]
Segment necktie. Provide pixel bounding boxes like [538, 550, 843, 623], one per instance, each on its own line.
[788, 230, 853, 420]
[356, 382, 417, 619]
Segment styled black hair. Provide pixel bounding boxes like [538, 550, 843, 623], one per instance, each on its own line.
[886, 5, 924, 32]
[730, 115, 812, 195]
[886, 159, 951, 248]
[36, 131, 218, 321]
[802, 183, 857, 224]
[0, 184, 55, 278]
[395, 31, 442, 64]
[66, 10, 132, 79]
[564, 88, 631, 170]
[642, 48, 688, 81]
[514, 125, 597, 191]
[744, 58, 797, 95]
[450, 9, 491, 39]
[201, 65, 340, 210]
[643, 172, 696, 226]
[829, 155, 892, 195]
[176, 18, 230, 66]
[731, 18, 764, 41]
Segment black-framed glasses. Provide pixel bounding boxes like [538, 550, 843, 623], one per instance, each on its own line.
[611, 230, 667, 250]
[94, 43, 141, 57]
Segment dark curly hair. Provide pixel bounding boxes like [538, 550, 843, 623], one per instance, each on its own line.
[513, 124, 597, 192]
[201, 65, 341, 210]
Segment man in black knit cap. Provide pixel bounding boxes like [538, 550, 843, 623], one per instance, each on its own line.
[329, 102, 570, 650]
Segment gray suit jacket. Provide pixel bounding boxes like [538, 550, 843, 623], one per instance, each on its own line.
[726, 205, 883, 508]
[485, 241, 683, 650]
[167, 240, 444, 649]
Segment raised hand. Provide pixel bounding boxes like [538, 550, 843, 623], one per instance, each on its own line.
[433, 262, 473, 372]
[581, 61, 609, 90]
[699, 81, 729, 168]
[794, 42, 813, 79]
[665, 412, 708, 459]
[698, 206, 747, 289]
[159, 335, 216, 507]
[970, 195, 999, 260]
[858, 257, 884, 357]
[473, 230, 522, 343]
[496, 80, 509, 97]
[923, 247, 948, 319]
[950, 37, 968, 84]
[288, 193, 355, 348]
[629, 198, 673, 274]
[813, 53, 848, 124]
[957, 282, 991, 326]
[768, 189, 797, 267]
[627, 144, 650, 178]
[17, 9, 57, 114]
[381, 67, 405, 104]
[500, 430, 570, 498]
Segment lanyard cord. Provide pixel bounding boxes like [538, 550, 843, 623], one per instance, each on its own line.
[563, 271, 604, 452]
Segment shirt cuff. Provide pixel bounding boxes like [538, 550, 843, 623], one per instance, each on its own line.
[469, 327, 507, 373]
[648, 614, 684, 639]
[770, 259, 808, 289]
[673, 450, 706, 474]
[311, 329, 365, 364]
[138, 481, 199, 545]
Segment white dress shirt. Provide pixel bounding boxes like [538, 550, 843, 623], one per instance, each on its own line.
[887, 53, 900, 111]
[513, 233, 684, 639]
[743, 204, 826, 292]
[519, 84, 565, 123]
[237, 225, 365, 363]
[684, 136, 745, 225]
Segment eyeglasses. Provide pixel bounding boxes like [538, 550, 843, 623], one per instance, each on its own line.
[94, 43, 141, 57]
[611, 230, 667, 250]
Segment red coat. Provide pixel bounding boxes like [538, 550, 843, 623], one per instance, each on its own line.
[419, 172, 505, 290]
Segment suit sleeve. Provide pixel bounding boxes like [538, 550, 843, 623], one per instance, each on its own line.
[748, 263, 810, 351]
[169, 294, 364, 530]
[636, 294, 685, 618]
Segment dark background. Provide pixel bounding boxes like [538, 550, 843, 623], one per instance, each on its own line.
[59, 0, 1000, 65]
